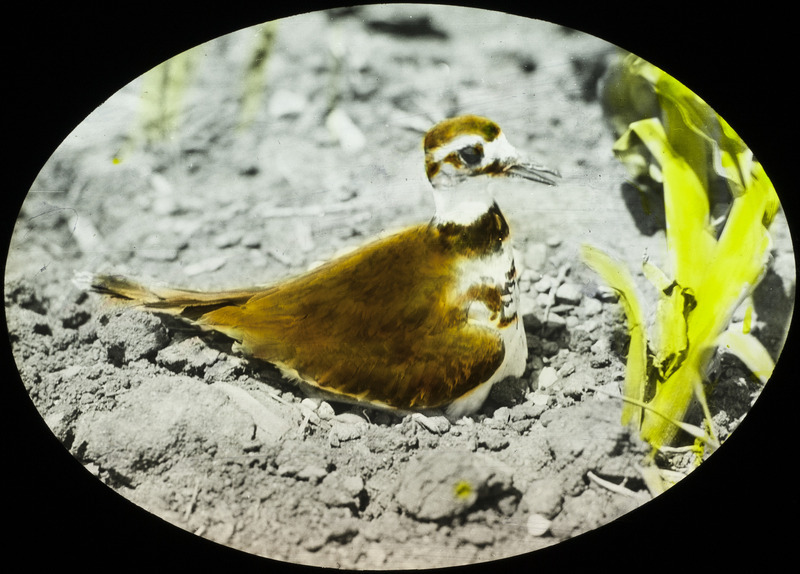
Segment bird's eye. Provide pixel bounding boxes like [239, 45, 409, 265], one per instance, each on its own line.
[459, 145, 483, 166]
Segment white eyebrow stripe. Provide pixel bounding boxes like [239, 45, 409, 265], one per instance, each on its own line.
[431, 134, 490, 162]
[484, 134, 518, 162]
[432, 132, 518, 164]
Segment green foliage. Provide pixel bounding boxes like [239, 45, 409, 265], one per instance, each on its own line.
[114, 22, 278, 163]
[139, 49, 199, 143]
[239, 22, 279, 129]
[585, 55, 778, 450]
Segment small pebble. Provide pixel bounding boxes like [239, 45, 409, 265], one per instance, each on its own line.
[523, 477, 564, 518]
[591, 337, 611, 355]
[510, 419, 534, 433]
[300, 397, 321, 411]
[557, 362, 576, 378]
[541, 340, 560, 357]
[549, 304, 573, 315]
[562, 372, 593, 398]
[555, 282, 583, 305]
[297, 465, 329, 484]
[241, 233, 263, 248]
[583, 297, 603, 316]
[543, 312, 566, 335]
[527, 513, 552, 536]
[531, 392, 551, 406]
[478, 434, 509, 451]
[330, 421, 364, 444]
[326, 519, 359, 543]
[412, 413, 451, 434]
[537, 366, 558, 389]
[545, 236, 562, 248]
[157, 337, 220, 373]
[319, 472, 364, 508]
[213, 231, 243, 249]
[596, 381, 622, 398]
[334, 412, 369, 425]
[458, 524, 496, 547]
[151, 196, 180, 216]
[342, 475, 365, 497]
[361, 546, 387, 567]
[595, 286, 619, 302]
[581, 319, 600, 332]
[317, 401, 335, 420]
[492, 406, 511, 424]
[183, 256, 227, 277]
[532, 276, 554, 293]
[509, 404, 544, 421]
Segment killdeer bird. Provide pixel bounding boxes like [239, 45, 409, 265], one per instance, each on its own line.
[89, 115, 559, 418]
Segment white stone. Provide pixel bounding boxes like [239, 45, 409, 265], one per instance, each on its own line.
[527, 513, 552, 536]
[538, 366, 558, 389]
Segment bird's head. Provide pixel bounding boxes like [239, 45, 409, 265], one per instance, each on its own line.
[423, 115, 560, 190]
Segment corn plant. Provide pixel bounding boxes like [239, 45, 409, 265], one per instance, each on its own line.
[584, 54, 780, 451]
[113, 23, 278, 163]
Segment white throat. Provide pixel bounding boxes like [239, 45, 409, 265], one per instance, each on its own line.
[431, 177, 496, 226]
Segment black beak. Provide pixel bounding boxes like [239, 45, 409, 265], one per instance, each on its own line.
[506, 162, 561, 186]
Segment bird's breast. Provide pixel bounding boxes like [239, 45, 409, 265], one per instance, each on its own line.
[434, 202, 527, 375]
[453, 242, 520, 331]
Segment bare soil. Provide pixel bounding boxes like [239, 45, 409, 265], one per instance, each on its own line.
[4, 5, 795, 570]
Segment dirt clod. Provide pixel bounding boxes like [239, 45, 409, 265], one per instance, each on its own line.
[395, 451, 515, 522]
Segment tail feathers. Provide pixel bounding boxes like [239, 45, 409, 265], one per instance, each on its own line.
[77, 272, 260, 319]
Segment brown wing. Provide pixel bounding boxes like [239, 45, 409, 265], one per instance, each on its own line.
[198, 225, 506, 410]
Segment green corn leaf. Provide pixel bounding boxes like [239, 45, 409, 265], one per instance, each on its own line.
[239, 22, 279, 129]
[641, 342, 716, 449]
[716, 327, 775, 384]
[620, 118, 716, 288]
[632, 56, 748, 193]
[641, 258, 671, 292]
[693, 166, 774, 343]
[139, 49, 198, 142]
[581, 245, 649, 426]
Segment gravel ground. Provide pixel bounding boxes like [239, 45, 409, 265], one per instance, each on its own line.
[5, 5, 796, 571]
